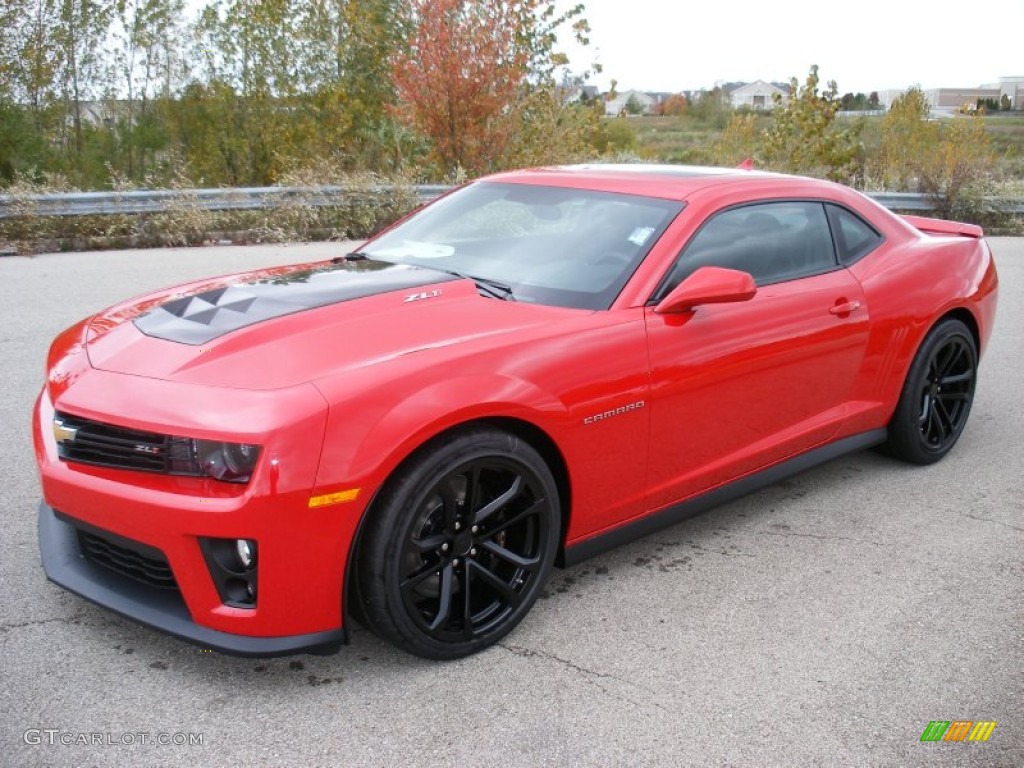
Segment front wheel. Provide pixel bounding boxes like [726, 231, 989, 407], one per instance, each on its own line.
[357, 428, 560, 659]
[884, 318, 977, 464]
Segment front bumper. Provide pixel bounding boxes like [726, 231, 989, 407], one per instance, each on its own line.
[33, 369, 370, 656]
[38, 502, 345, 657]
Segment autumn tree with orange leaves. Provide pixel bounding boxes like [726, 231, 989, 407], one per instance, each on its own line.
[391, 0, 594, 176]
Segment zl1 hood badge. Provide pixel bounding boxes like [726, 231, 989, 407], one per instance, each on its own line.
[405, 289, 443, 303]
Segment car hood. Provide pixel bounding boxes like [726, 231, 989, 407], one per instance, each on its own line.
[84, 258, 579, 390]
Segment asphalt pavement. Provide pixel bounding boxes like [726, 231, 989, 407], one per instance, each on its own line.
[1, 239, 1021, 767]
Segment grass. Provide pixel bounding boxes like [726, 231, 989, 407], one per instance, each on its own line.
[626, 113, 1024, 180]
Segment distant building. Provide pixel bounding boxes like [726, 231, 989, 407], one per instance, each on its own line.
[924, 87, 1000, 110]
[725, 80, 789, 110]
[604, 89, 658, 116]
[984, 76, 1024, 109]
[877, 77, 1023, 115]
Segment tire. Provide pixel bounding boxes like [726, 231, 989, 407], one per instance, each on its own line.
[357, 427, 560, 659]
[884, 318, 977, 465]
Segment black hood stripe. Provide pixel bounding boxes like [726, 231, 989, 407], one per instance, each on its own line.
[134, 260, 454, 345]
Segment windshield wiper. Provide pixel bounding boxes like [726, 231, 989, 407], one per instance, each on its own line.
[438, 270, 516, 301]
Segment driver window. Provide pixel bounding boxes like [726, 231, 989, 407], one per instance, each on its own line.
[658, 201, 838, 297]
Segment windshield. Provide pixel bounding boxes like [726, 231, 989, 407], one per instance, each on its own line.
[360, 182, 684, 309]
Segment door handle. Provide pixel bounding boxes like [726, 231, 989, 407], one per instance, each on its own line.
[830, 300, 861, 316]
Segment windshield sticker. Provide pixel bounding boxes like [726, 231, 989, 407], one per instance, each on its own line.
[371, 241, 455, 260]
[628, 227, 655, 246]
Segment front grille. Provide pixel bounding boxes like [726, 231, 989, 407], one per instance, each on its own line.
[76, 529, 178, 590]
[54, 412, 194, 475]
[56, 411, 170, 471]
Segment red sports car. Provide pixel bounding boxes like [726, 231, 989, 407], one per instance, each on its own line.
[34, 165, 998, 659]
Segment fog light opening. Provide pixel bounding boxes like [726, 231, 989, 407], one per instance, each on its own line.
[225, 577, 255, 605]
[198, 536, 259, 609]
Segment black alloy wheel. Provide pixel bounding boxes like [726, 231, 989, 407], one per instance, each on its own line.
[885, 318, 978, 464]
[358, 428, 559, 659]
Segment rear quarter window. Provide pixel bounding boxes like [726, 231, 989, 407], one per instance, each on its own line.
[827, 204, 883, 265]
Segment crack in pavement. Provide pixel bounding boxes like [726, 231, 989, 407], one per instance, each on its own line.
[756, 529, 885, 547]
[497, 643, 672, 714]
[687, 543, 756, 558]
[0, 613, 87, 635]
[960, 512, 1024, 533]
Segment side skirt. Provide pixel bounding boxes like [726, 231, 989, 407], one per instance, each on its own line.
[562, 429, 887, 567]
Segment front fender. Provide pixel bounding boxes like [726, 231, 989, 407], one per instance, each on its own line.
[313, 372, 570, 494]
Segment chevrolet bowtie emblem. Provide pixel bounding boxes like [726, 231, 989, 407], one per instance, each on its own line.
[53, 418, 78, 445]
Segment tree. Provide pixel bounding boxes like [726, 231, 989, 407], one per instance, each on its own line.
[874, 86, 932, 189]
[759, 65, 862, 183]
[391, 0, 591, 176]
[1000, 94, 1012, 111]
[295, 0, 408, 168]
[871, 86, 996, 215]
[917, 115, 995, 217]
[688, 87, 731, 129]
[715, 112, 759, 166]
[110, 0, 186, 180]
[11, 0, 63, 125]
[56, 0, 115, 161]
[193, 0, 304, 183]
[657, 94, 687, 117]
[623, 93, 645, 115]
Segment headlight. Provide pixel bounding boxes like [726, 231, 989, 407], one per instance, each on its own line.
[167, 438, 262, 483]
[194, 440, 261, 483]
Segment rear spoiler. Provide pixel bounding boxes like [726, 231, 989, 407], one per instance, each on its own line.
[902, 214, 983, 238]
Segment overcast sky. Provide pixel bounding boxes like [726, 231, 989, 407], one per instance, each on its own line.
[557, 0, 1024, 94]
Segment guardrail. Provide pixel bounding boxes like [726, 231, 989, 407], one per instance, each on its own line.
[0, 185, 1022, 218]
[0, 185, 452, 219]
[868, 192, 1024, 213]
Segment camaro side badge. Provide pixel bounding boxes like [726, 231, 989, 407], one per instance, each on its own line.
[583, 400, 646, 425]
[405, 289, 443, 303]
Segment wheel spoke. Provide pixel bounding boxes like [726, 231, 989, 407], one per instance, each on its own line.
[472, 476, 522, 525]
[927, 402, 946, 442]
[934, 398, 956, 436]
[401, 560, 444, 592]
[468, 560, 520, 606]
[460, 565, 473, 637]
[940, 371, 973, 386]
[486, 498, 546, 537]
[918, 393, 932, 424]
[463, 466, 481, 521]
[480, 539, 541, 570]
[427, 564, 454, 631]
[937, 391, 969, 402]
[937, 342, 966, 378]
[922, 402, 940, 444]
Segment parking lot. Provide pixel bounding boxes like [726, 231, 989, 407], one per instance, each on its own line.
[1, 239, 1021, 767]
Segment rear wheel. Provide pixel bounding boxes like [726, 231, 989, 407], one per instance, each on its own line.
[884, 318, 977, 464]
[357, 428, 559, 659]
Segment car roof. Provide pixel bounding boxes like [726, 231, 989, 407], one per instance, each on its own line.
[482, 164, 807, 201]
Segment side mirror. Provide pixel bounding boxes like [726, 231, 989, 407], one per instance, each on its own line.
[654, 266, 757, 314]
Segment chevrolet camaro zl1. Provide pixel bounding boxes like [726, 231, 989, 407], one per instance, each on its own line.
[34, 165, 999, 659]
